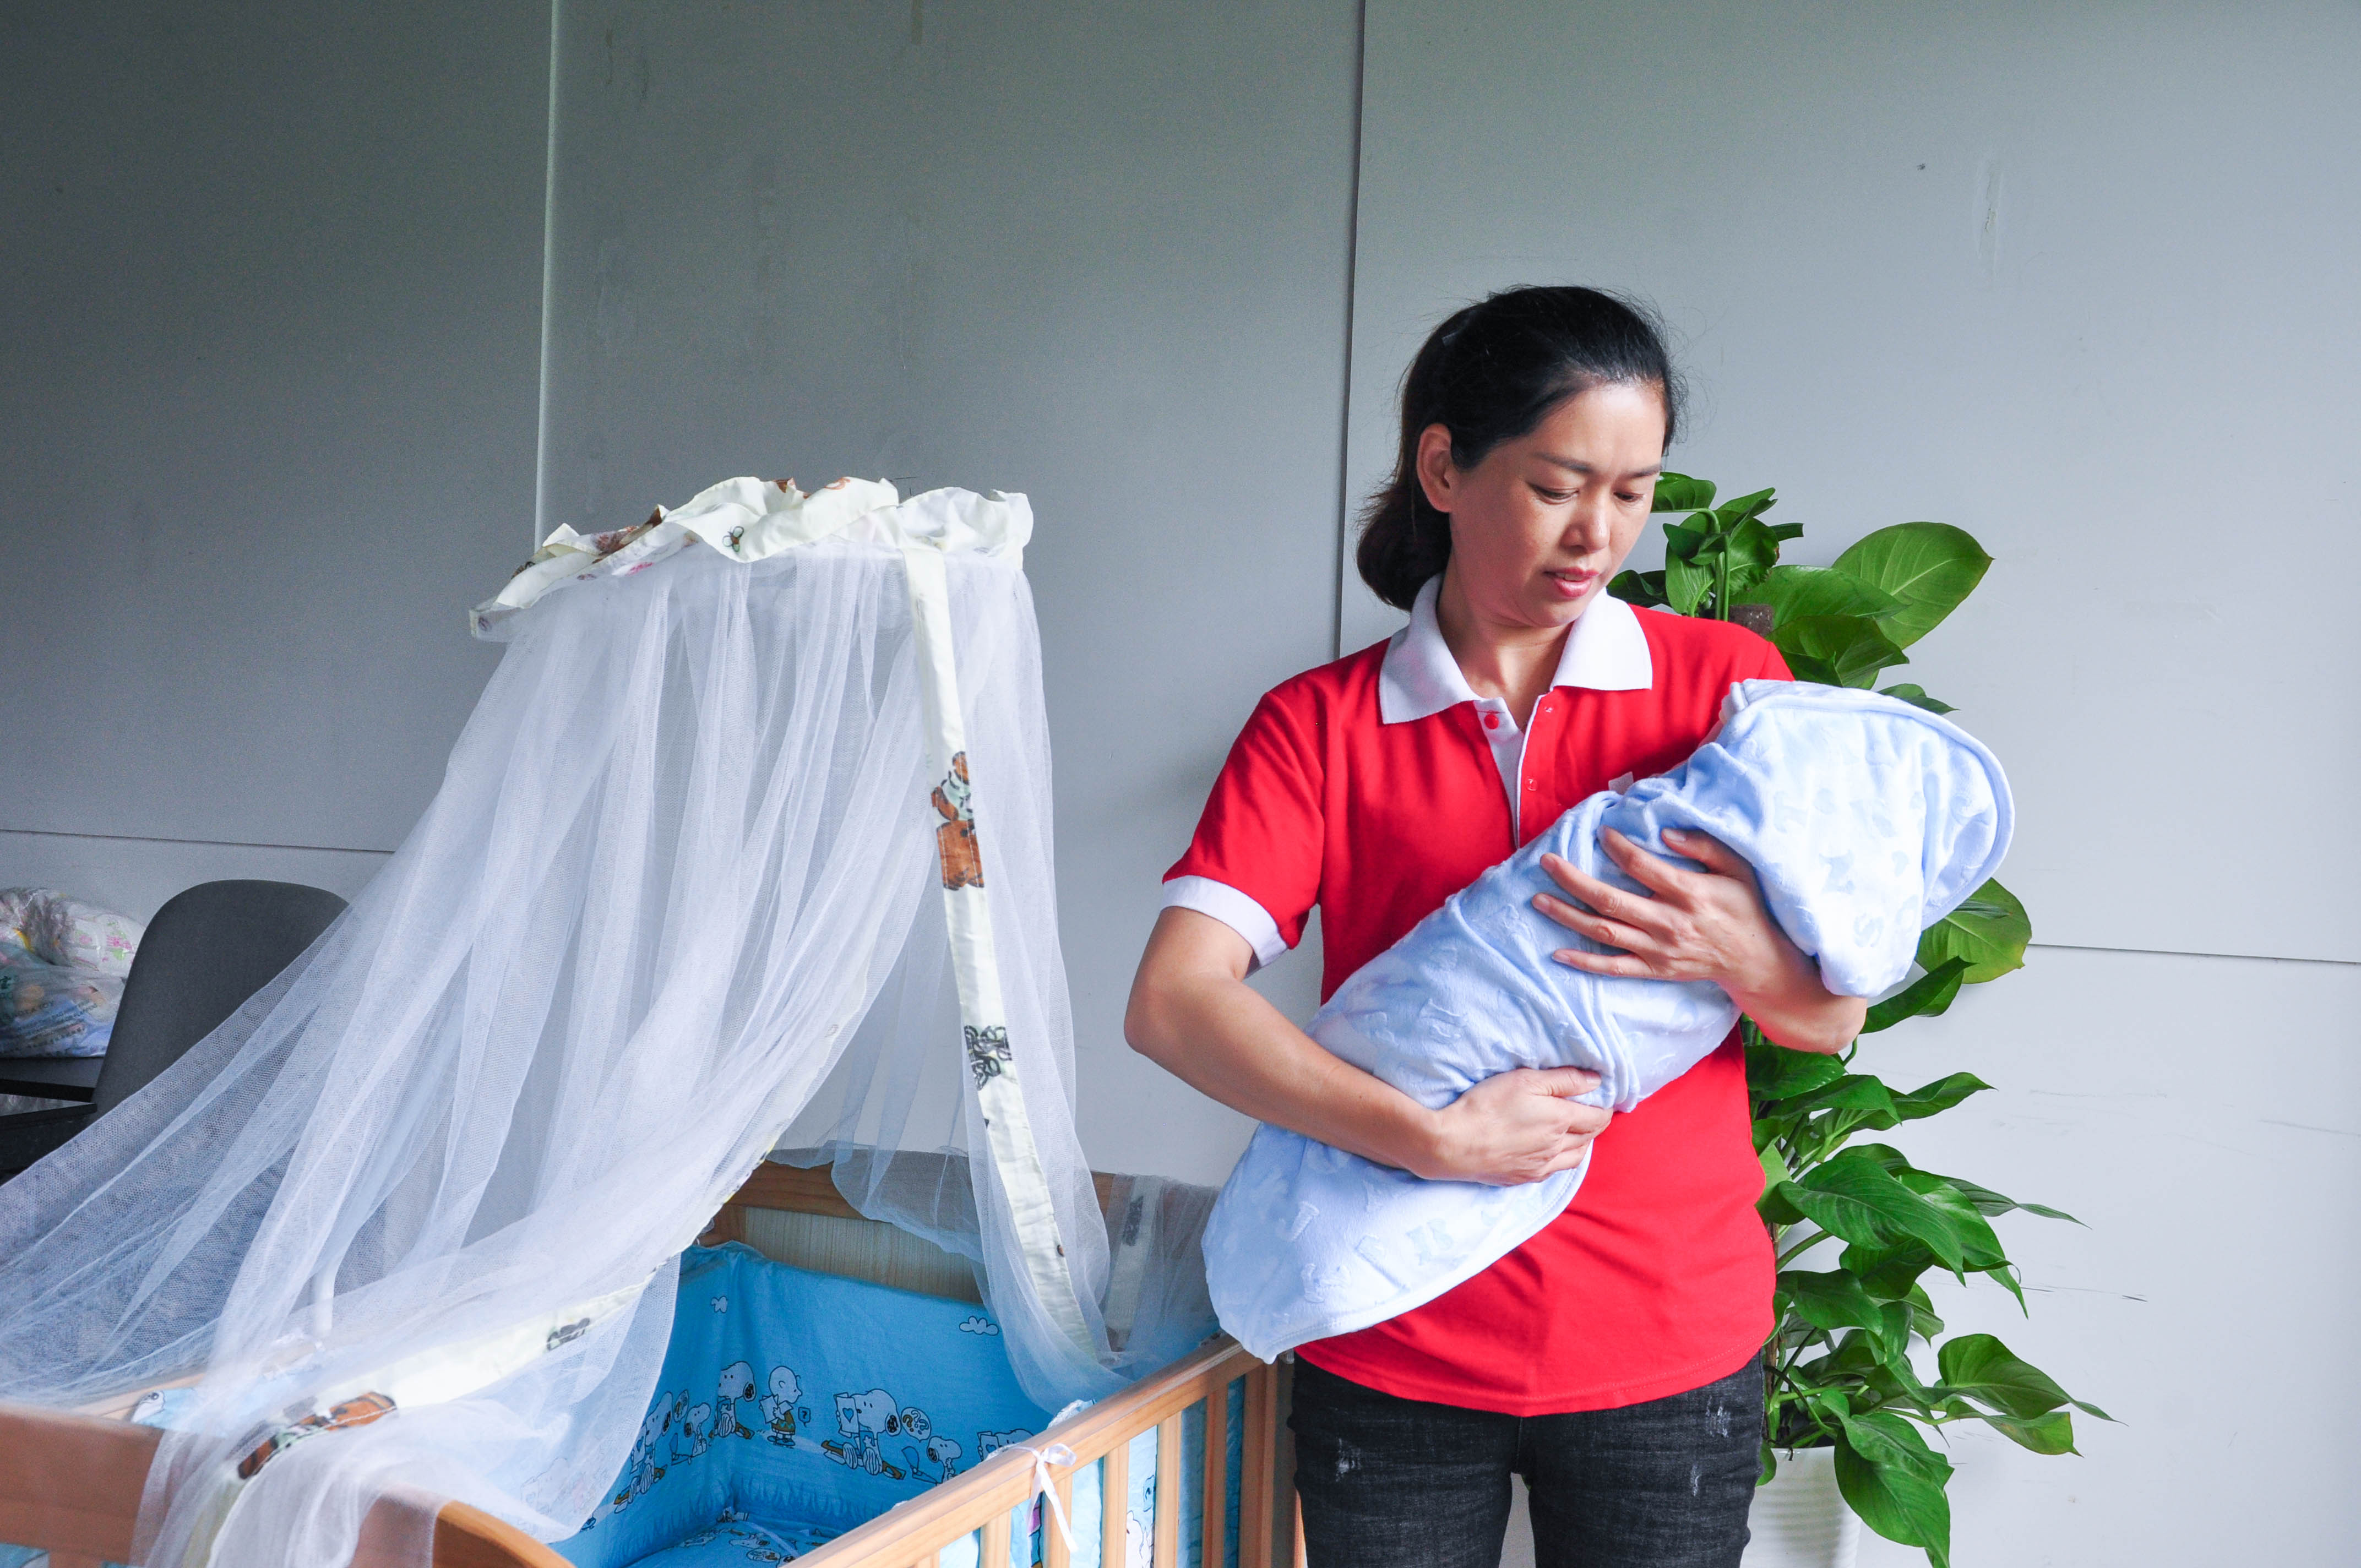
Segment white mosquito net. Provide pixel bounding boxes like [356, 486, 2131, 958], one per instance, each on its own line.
[0, 478, 1214, 1568]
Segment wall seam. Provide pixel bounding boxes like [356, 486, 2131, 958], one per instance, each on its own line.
[2, 824, 2351, 968]
[1, 828, 395, 858]
[2022, 941, 2355, 968]
[1329, 0, 1368, 662]
[532, 0, 563, 548]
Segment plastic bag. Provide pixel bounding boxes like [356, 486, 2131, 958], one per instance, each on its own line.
[0, 887, 144, 1058]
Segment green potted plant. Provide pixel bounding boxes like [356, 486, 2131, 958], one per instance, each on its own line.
[1611, 479, 2108, 1568]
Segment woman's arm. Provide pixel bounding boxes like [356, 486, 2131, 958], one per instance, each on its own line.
[1125, 906, 1611, 1185]
[1534, 827, 1868, 1055]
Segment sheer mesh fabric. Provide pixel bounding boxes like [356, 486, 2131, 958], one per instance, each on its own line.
[0, 494, 1214, 1568]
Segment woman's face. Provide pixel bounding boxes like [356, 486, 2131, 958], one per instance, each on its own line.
[1417, 379, 1667, 632]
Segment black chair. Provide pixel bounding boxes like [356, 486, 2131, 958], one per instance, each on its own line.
[0, 879, 348, 1177]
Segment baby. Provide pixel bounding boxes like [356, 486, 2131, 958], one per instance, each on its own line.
[1201, 680, 2012, 1360]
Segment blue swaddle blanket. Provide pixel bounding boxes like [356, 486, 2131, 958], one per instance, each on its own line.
[1202, 680, 2013, 1360]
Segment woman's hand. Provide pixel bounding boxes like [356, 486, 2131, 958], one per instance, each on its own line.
[1422, 1066, 1611, 1186]
[1532, 827, 1867, 1055]
[1127, 907, 1602, 1186]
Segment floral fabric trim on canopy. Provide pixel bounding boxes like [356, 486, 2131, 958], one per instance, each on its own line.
[471, 477, 1032, 639]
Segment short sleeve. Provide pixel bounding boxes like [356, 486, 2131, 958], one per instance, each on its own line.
[1163, 687, 1325, 963]
[1753, 639, 1794, 682]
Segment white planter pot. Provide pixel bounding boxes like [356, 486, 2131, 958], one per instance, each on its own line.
[1742, 1446, 1860, 1568]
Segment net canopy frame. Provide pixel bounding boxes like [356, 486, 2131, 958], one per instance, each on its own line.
[0, 478, 1211, 1568]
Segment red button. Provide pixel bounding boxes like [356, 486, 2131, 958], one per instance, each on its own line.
[1483, 712, 1501, 730]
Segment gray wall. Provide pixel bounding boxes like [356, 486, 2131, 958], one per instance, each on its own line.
[536, 0, 1359, 1182]
[0, 2, 551, 912]
[8, 4, 2357, 1561]
[1, 0, 1358, 1180]
[1338, 1, 2360, 1562]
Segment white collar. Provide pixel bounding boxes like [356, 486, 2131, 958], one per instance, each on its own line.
[1378, 574, 1655, 724]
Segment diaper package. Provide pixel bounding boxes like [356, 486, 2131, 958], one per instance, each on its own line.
[1202, 680, 2013, 1360]
[0, 887, 144, 1058]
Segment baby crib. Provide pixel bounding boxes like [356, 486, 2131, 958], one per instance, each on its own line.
[0, 1160, 1299, 1568]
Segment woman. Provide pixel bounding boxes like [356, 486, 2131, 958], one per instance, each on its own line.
[1125, 287, 1867, 1566]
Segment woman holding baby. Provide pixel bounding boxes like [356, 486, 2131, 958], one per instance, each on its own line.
[1127, 287, 1865, 1567]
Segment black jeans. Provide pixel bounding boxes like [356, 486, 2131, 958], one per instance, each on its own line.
[1289, 1358, 1762, 1567]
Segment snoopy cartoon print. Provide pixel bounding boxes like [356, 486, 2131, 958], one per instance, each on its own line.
[974, 1428, 1032, 1462]
[674, 1401, 714, 1464]
[612, 1396, 677, 1508]
[759, 1364, 807, 1447]
[715, 1360, 758, 1440]
[898, 1406, 963, 1484]
[821, 1389, 907, 1479]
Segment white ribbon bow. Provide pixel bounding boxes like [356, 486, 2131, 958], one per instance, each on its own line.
[1009, 1441, 1080, 1553]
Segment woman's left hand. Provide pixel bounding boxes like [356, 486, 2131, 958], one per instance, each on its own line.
[1533, 827, 1867, 1054]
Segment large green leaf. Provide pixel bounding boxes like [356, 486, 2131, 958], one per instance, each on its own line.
[1830, 522, 1992, 647]
[1916, 878, 2030, 982]
[1985, 1410, 2079, 1455]
[1748, 1038, 1847, 1100]
[1900, 1174, 2008, 1270]
[1783, 1152, 1967, 1269]
[1889, 1070, 1991, 1121]
[1839, 1241, 1941, 1302]
[1935, 1333, 2077, 1419]
[1781, 1270, 1906, 1354]
[1664, 543, 1714, 617]
[1772, 614, 1910, 689]
[1652, 472, 1716, 511]
[1716, 517, 1787, 604]
[1737, 564, 1903, 630]
[1786, 1073, 1905, 1126]
[1861, 960, 1968, 1033]
[1878, 682, 1956, 716]
[1607, 568, 1667, 609]
[1838, 1408, 1952, 1483]
[1834, 1418, 1954, 1567]
[1903, 1284, 1945, 1344]
[1941, 1174, 2080, 1224]
[1716, 487, 1778, 525]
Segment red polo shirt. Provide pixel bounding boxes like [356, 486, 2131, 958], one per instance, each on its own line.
[1164, 582, 1787, 1414]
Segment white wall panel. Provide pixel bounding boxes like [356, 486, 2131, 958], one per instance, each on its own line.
[0, 3, 550, 856]
[539, 0, 1361, 1180]
[1342, 0, 2361, 963]
[1493, 946, 2361, 1568]
[1848, 947, 2361, 1565]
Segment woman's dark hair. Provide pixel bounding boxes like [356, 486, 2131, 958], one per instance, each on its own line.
[1356, 285, 1682, 610]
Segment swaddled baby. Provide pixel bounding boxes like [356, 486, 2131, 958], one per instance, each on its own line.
[1201, 679, 2012, 1361]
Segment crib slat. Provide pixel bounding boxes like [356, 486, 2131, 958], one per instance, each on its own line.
[1201, 1383, 1230, 1568]
[1100, 1442, 1129, 1568]
[981, 1510, 1011, 1568]
[1045, 1466, 1074, 1568]
[1154, 1413, 1183, 1566]
[1239, 1364, 1275, 1568]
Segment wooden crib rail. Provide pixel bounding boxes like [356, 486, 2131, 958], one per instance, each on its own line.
[0, 1400, 569, 1568]
[790, 1334, 1296, 1568]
